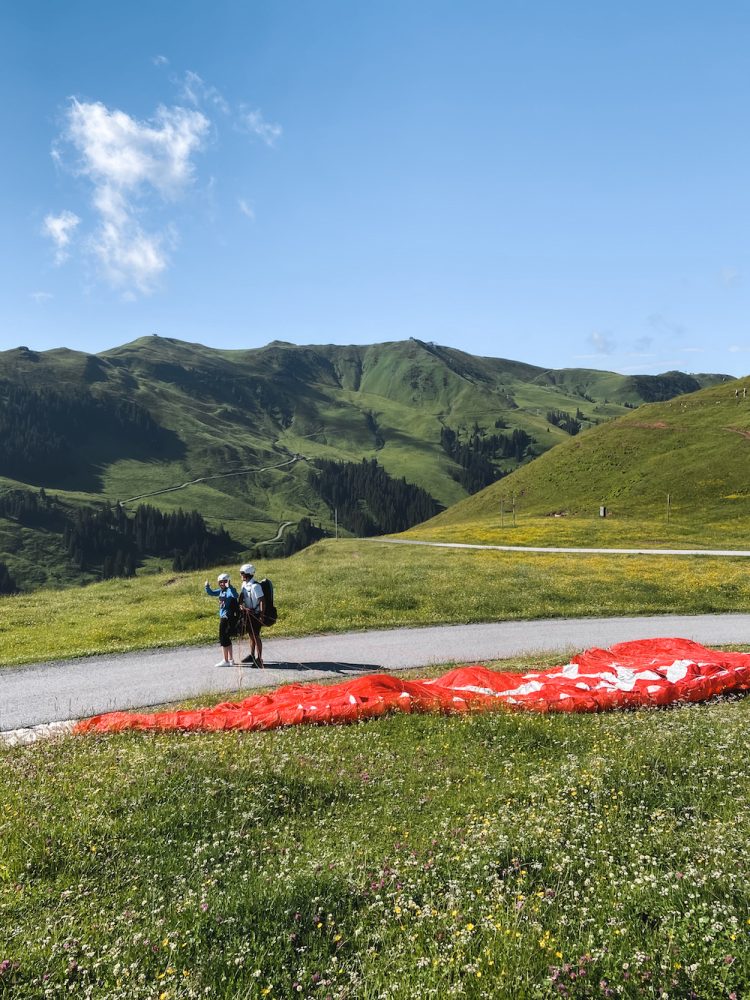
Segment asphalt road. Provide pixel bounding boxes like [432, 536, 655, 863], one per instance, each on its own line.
[3, 613, 750, 732]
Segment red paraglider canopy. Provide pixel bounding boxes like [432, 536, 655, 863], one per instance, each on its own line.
[75, 638, 750, 736]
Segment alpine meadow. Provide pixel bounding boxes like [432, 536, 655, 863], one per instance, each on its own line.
[4, 3, 750, 994]
[2, 321, 750, 997]
[0, 337, 729, 592]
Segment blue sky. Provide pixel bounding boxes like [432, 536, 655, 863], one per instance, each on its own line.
[1, 1, 748, 375]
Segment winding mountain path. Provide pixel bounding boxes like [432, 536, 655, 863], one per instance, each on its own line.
[2, 613, 750, 736]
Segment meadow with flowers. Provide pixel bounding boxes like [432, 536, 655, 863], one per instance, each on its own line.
[2, 538, 750, 666]
[2, 651, 749, 999]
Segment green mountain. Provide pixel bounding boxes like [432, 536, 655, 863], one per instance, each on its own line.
[410, 375, 750, 544]
[0, 335, 731, 587]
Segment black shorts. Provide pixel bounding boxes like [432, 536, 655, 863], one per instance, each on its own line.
[219, 617, 233, 648]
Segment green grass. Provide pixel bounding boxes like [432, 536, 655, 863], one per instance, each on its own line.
[403, 509, 750, 550]
[2, 651, 749, 998]
[2, 538, 750, 667]
[1, 337, 726, 589]
[412, 377, 750, 544]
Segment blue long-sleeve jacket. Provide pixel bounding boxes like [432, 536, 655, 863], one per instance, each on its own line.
[205, 584, 239, 618]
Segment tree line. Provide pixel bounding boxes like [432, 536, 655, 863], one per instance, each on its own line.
[0, 487, 232, 582]
[0, 562, 17, 595]
[64, 503, 232, 576]
[0, 487, 67, 529]
[546, 408, 583, 436]
[313, 459, 440, 536]
[250, 517, 327, 560]
[439, 425, 534, 494]
[0, 380, 160, 483]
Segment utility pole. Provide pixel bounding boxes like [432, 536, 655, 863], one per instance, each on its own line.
[666, 493, 671, 524]
[500, 498, 504, 527]
[334, 507, 338, 539]
[512, 492, 516, 528]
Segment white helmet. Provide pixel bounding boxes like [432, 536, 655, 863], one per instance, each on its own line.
[217, 572, 230, 582]
[240, 563, 255, 576]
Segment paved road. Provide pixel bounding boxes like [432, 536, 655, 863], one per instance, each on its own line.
[2, 613, 750, 732]
[375, 538, 750, 557]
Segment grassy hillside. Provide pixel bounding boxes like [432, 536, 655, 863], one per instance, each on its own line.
[2, 539, 750, 668]
[406, 375, 750, 548]
[3, 660, 749, 998]
[0, 336, 729, 588]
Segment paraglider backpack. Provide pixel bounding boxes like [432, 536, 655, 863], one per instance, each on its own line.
[259, 578, 278, 626]
[226, 593, 241, 637]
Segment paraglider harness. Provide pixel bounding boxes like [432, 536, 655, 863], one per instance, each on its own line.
[225, 594, 241, 636]
[239, 577, 277, 637]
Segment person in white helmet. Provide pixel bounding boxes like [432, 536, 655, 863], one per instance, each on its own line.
[238, 563, 265, 667]
[204, 572, 239, 666]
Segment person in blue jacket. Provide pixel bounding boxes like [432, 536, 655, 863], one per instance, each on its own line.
[204, 572, 239, 666]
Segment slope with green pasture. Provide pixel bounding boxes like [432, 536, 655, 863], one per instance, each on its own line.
[406, 375, 750, 548]
[0, 335, 730, 586]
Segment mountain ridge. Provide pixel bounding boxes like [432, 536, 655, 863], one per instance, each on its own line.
[0, 335, 733, 588]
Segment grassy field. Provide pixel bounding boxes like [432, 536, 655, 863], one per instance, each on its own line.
[0, 336, 727, 590]
[403, 509, 750, 550]
[409, 377, 750, 545]
[2, 651, 749, 999]
[2, 538, 750, 667]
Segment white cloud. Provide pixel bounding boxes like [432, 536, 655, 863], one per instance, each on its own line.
[152, 54, 169, 66]
[54, 98, 209, 293]
[30, 290, 53, 302]
[728, 345, 750, 354]
[238, 197, 255, 220]
[181, 73, 281, 145]
[66, 99, 209, 196]
[238, 107, 282, 147]
[42, 209, 80, 263]
[721, 267, 740, 287]
[588, 330, 616, 355]
[45, 73, 282, 295]
[180, 71, 230, 115]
